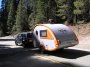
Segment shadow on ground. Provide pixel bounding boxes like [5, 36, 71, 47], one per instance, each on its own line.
[44, 48, 90, 59]
[0, 48, 84, 67]
[0, 47, 90, 59]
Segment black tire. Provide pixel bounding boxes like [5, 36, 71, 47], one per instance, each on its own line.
[22, 41, 30, 48]
[15, 40, 18, 45]
[15, 39, 22, 46]
[59, 48, 64, 51]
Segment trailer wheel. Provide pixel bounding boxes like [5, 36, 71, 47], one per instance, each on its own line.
[22, 41, 27, 48]
[39, 46, 45, 54]
[60, 48, 64, 51]
[22, 41, 31, 48]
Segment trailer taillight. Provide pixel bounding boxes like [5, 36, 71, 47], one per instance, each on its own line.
[57, 40, 60, 45]
[55, 40, 60, 47]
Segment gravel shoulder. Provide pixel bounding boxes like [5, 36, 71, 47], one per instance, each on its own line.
[69, 24, 90, 50]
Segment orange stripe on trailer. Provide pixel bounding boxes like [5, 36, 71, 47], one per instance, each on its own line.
[40, 29, 53, 40]
[36, 24, 60, 51]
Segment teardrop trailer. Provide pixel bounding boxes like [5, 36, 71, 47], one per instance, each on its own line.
[15, 24, 78, 52]
[33, 24, 79, 51]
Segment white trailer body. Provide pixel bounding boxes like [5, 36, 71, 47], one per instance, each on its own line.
[33, 24, 78, 51]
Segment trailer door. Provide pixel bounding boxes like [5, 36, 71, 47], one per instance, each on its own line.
[40, 29, 56, 51]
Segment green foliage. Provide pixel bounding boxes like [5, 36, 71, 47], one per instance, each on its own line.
[0, 0, 90, 35]
[0, 25, 3, 36]
[7, 0, 16, 33]
[74, 9, 82, 14]
[28, 0, 38, 30]
[56, 0, 74, 24]
[74, 1, 84, 9]
[28, 13, 36, 30]
[46, 0, 56, 20]
[74, 0, 84, 15]
[6, 0, 13, 13]
[35, 0, 46, 23]
[82, 0, 90, 21]
[66, 0, 74, 24]
[0, 0, 8, 35]
[15, 0, 30, 32]
[56, 0, 67, 16]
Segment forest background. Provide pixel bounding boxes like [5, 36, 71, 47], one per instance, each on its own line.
[0, 0, 90, 36]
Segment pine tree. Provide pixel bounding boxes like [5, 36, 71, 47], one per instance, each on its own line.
[28, 0, 36, 30]
[0, 11, 3, 36]
[56, 0, 67, 23]
[7, 0, 16, 33]
[16, 0, 30, 32]
[0, 25, 3, 36]
[35, 0, 46, 23]
[0, 0, 8, 35]
[56, 0, 67, 16]
[74, 0, 84, 23]
[83, 0, 90, 22]
[46, 0, 56, 20]
[1, 0, 90, 35]
[66, 0, 74, 24]
[6, 0, 12, 13]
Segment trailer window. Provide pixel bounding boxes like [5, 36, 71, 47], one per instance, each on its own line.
[36, 31, 38, 35]
[40, 30, 47, 37]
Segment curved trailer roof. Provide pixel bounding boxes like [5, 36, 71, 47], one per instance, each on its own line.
[36, 24, 76, 41]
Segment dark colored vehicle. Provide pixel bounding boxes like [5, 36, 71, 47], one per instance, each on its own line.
[15, 32, 33, 48]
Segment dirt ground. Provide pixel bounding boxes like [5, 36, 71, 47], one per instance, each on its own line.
[69, 23, 90, 50]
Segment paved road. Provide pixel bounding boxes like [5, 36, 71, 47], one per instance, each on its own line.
[0, 37, 90, 67]
[0, 48, 70, 67]
[0, 46, 90, 67]
[0, 39, 69, 67]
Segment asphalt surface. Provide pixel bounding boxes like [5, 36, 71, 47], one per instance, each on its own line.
[0, 36, 90, 67]
[0, 46, 90, 67]
[0, 48, 83, 67]
[0, 48, 71, 67]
